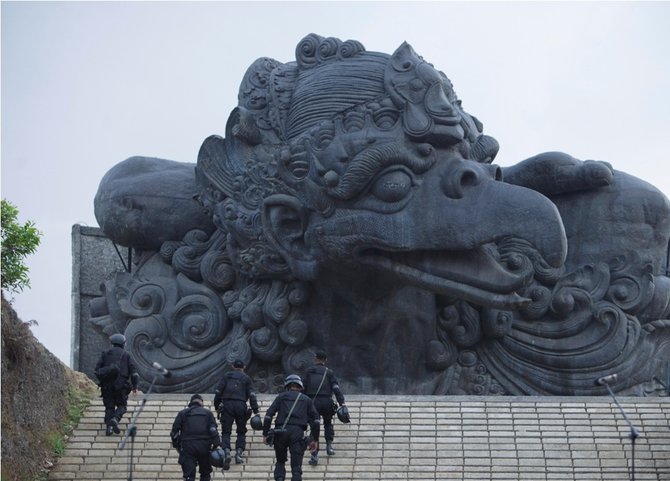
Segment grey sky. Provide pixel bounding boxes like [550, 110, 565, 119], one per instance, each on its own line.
[2, 1, 669, 366]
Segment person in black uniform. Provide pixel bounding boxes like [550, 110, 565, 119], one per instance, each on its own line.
[302, 349, 346, 465]
[94, 333, 139, 436]
[170, 394, 221, 481]
[263, 374, 320, 481]
[213, 359, 259, 469]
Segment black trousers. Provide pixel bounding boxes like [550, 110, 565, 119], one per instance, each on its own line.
[179, 439, 212, 481]
[219, 399, 248, 451]
[273, 425, 307, 481]
[312, 396, 335, 448]
[101, 389, 128, 426]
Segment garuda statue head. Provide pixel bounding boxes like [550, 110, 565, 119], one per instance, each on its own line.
[196, 33, 563, 294]
[92, 34, 670, 396]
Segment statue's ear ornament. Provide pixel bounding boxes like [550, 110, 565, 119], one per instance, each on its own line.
[261, 194, 319, 280]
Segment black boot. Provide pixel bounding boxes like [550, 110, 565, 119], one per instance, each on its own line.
[223, 448, 231, 470]
[110, 417, 121, 434]
[235, 448, 244, 464]
[274, 460, 286, 480]
[308, 452, 318, 465]
[326, 442, 335, 455]
[105, 425, 114, 436]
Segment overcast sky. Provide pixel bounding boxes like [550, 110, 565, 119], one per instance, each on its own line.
[3, 1, 669, 367]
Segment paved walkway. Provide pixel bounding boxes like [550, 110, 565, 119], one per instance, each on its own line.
[48, 394, 670, 481]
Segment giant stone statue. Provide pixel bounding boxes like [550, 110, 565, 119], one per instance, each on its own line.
[91, 34, 670, 395]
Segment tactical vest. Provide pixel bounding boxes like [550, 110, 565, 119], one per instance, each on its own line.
[304, 365, 332, 397]
[180, 406, 214, 441]
[220, 371, 249, 401]
[275, 391, 312, 428]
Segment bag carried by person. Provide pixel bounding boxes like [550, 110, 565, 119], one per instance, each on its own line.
[95, 362, 120, 386]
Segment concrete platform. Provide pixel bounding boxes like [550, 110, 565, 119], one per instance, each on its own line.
[48, 394, 670, 481]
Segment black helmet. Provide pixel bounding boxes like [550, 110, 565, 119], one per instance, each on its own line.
[110, 333, 126, 347]
[210, 446, 226, 468]
[250, 413, 263, 431]
[284, 374, 303, 389]
[336, 405, 350, 423]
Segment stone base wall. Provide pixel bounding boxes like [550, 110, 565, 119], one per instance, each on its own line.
[71, 225, 129, 378]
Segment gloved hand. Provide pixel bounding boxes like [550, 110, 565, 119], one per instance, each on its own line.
[170, 433, 181, 450]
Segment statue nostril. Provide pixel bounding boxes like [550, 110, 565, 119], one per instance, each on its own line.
[486, 164, 503, 181]
[460, 170, 478, 188]
[441, 163, 483, 199]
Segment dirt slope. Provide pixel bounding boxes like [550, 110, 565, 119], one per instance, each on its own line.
[1, 294, 97, 481]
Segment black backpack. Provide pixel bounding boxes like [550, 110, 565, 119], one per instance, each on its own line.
[95, 348, 130, 392]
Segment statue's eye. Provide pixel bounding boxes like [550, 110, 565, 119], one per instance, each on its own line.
[371, 170, 412, 202]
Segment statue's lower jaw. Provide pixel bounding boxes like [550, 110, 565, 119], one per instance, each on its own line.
[358, 250, 531, 310]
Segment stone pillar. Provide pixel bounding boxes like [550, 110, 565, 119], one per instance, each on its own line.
[71, 224, 128, 378]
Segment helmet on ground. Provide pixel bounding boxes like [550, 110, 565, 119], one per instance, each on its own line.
[210, 446, 226, 468]
[250, 414, 263, 431]
[110, 333, 126, 347]
[284, 374, 303, 389]
[336, 405, 350, 423]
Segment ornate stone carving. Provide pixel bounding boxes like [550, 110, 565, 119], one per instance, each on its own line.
[91, 34, 670, 395]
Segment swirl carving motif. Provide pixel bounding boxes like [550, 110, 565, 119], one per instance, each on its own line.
[296, 34, 366, 69]
[282, 346, 315, 374]
[479, 250, 665, 395]
[440, 301, 482, 348]
[606, 253, 655, 314]
[426, 338, 458, 371]
[279, 319, 308, 346]
[250, 325, 283, 362]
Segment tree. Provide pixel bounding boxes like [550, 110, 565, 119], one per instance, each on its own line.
[1, 199, 42, 294]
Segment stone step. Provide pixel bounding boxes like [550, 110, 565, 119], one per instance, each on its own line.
[49, 394, 670, 481]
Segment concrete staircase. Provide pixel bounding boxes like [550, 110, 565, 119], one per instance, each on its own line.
[49, 394, 669, 481]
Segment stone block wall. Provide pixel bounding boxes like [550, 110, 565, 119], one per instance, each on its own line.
[71, 224, 129, 377]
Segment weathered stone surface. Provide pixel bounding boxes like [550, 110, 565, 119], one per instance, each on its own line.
[94, 157, 215, 251]
[87, 34, 670, 396]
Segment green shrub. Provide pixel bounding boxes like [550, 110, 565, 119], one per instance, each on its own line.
[1, 199, 42, 294]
